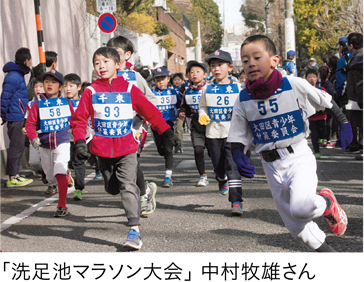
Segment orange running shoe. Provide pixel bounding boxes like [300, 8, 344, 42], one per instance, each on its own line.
[319, 188, 348, 235]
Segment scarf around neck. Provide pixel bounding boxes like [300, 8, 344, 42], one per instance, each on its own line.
[189, 80, 206, 91]
[245, 69, 283, 99]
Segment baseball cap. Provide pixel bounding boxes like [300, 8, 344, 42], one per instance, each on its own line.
[152, 66, 170, 78]
[42, 70, 64, 85]
[336, 36, 347, 46]
[186, 60, 208, 73]
[287, 50, 296, 57]
[309, 58, 317, 62]
[206, 50, 233, 65]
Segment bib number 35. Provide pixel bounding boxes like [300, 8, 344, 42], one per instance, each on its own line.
[258, 98, 278, 115]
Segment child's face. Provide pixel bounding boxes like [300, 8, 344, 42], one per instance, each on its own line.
[240, 42, 279, 82]
[239, 72, 247, 83]
[209, 59, 233, 83]
[188, 66, 207, 85]
[94, 54, 120, 82]
[43, 76, 63, 98]
[64, 81, 81, 99]
[114, 47, 131, 67]
[306, 74, 318, 86]
[154, 76, 170, 90]
[173, 76, 184, 87]
[33, 82, 44, 95]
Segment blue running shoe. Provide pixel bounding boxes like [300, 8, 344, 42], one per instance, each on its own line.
[122, 229, 143, 250]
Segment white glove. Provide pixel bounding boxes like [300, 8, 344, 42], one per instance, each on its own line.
[32, 138, 41, 149]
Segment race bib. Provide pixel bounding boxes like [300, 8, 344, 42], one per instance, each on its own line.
[206, 84, 239, 121]
[185, 88, 202, 112]
[38, 97, 71, 133]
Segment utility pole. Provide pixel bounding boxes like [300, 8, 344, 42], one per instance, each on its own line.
[285, 0, 295, 58]
[34, 0, 46, 73]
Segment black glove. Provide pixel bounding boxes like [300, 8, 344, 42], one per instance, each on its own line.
[1, 118, 6, 125]
[163, 128, 181, 152]
[75, 139, 91, 161]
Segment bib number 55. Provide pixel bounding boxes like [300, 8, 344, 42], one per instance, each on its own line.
[258, 98, 278, 115]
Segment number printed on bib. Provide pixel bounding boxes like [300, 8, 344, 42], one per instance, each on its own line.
[38, 97, 71, 133]
[92, 92, 133, 138]
[206, 84, 239, 121]
[185, 88, 202, 111]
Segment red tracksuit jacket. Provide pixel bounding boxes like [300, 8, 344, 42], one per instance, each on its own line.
[71, 76, 170, 158]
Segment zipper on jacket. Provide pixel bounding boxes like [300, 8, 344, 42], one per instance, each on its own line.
[110, 79, 114, 158]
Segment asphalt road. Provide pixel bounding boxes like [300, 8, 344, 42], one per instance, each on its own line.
[1, 132, 363, 253]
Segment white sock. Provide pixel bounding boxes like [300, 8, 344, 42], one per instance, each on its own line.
[165, 170, 172, 178]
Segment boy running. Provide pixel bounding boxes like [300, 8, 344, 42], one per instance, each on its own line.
[228, 35, 352, 251]
[71, 47, 180, 250]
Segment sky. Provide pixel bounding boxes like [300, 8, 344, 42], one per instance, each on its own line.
[213, 0, 245, 29]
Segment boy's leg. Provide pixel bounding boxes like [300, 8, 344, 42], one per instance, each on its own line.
[6, 121, 27, 178]
[309, 120, 320, 154]
[39, 147, 56, 185]
[71, 143, 86, 191]
[224, 141, 243, 205]
[152, 129, 165, 156]
[262, 139, 334, 251]
[175, 117, 183, 152]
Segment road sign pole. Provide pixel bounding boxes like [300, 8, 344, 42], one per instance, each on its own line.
[34, 0, 46, 73]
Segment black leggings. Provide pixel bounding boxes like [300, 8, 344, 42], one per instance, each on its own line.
[194, 145, 205, 175]
[309, 119, 326, 153]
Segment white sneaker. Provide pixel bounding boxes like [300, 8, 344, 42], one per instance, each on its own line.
[197, 175, 209, 187]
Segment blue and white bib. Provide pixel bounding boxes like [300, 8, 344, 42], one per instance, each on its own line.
[91, 84, 134, 138]
[240, 77, 305, 144]
[206, 84, 239, 121]
[117, 70, 137, 87]
[38, 97, 71, 133]
[184, 88, 202, 113]
[153, 88, 178, 121]
[69, 99, 80, 112]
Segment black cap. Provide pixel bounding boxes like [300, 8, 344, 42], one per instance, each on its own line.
[152, 66, 170, 78]
[186, 60, 208, 73]
[42, 70, 64, 85]
[206, 50, 233, 65]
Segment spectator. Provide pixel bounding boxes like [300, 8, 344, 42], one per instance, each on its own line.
[336, 36, 352, 107]
[283, 50, 297, 76]
[1, 47, 34, 187]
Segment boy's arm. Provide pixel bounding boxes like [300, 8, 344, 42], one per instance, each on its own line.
[25, 102, 39, 142]
[131, 85, 170, 134]
[198, 86, 208, 117]
[70, 89, 92, 142]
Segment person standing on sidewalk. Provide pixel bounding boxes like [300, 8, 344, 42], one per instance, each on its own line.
[1, 47, 34, 188]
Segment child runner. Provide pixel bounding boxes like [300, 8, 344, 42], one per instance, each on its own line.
[172, 73, 185, 153]
[64, 73, 92, 200]
[26, 70, 75, 217]
[151, 66, 182, 187]
[107, 36, 158, 215]
[179, 60, 209, 186]
[306, 68, 327, 159]
[198, 50, 244, 215]
[228, 35, 352, 252]
[71, 47, 180, 250]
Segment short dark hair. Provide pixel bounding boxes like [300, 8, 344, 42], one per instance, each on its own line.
[34, 76, 43, 85]
[241, 35, 277, 56]
[15, 47, 31, 65]
[45, 51, 58, 67]
[92, 47, 120, 66]
[327, 55, 339, 70]
[305, 68, 318, 78]
[64, 73, 81, 85]
[106, 36, 135, 54]
[172, 73, 184, 81]
[347, 32, 363, 50]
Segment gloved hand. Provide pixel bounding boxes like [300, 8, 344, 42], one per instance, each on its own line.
[336, 122, 353, 151]
[198, 114, 210, 125]
[1, 118, 6, 126]
[232, 150, 256, 178]
[31, 138, 41, 150]
[163, 128, 181, 152]
[75, 139, 91, 161]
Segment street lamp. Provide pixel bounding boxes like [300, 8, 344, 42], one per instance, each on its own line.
[248, 19, 266, 35]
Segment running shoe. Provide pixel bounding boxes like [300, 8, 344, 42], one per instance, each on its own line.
[319, 188, 348, 235]
[45, 184, 57, 195]
[67, 170, 74, 188]
[163, 177, 173, 188]
[326, 141, 335, 149]
[197, 175, 209, 187]
[315, 153, 321, 159]
[94, 171, 102, 179]
[54, 207, 68, 217]
[6, 176, 33, 188]
[122, 229, 143, 250]
[232, 201, 243, 215]
[73, 189, 83, 201]
[218, 180, 229, 195]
